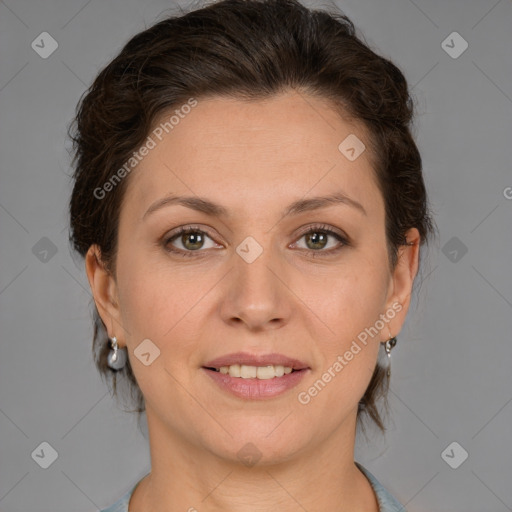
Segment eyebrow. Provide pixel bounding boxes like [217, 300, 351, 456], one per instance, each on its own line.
[142, 191, 367, 220]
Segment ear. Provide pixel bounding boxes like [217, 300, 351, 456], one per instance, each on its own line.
[85, 244, 125, 348]
[383, 227, 421, 338]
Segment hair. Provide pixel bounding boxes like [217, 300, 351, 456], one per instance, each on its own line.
[68, 0, 437, 434]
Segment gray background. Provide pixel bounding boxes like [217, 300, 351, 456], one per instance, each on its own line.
[1, 0, 511, 510]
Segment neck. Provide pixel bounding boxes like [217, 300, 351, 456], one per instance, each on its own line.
[129, 407, 379, 512]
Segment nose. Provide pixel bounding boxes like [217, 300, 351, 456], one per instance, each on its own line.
[219, 238, 292, 332]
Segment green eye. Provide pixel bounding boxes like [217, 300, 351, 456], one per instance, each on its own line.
[164, 226, 217, 257]
[293, 225, 349, 256]
[162, 223, 349, 259]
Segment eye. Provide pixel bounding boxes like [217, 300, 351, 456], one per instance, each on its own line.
[162, 223, 349, 259]
[163, 226, 219, 257]
[291, 224, 349, 256]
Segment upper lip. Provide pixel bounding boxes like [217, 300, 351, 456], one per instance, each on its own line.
[203, 352, 310, 370]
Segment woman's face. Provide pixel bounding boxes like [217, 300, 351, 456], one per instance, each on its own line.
[89, 91, 418, 465]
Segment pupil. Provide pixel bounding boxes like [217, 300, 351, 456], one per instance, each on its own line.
[184, 232, 203, 249]
[307, 232, 327, 250]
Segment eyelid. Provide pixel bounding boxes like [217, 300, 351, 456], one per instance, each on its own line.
[293, 223, 349, 241]
[289, 223, 350, 256]
[164, 224, 216, 239]
[162, 222, 350, 256]
[162, 224, 221, 254]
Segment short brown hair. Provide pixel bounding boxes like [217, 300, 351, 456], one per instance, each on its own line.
[68, 0, 436, 433]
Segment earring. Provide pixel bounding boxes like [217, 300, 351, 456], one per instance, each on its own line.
[107, 336, 127, 370]
[383, 335, 397, 377]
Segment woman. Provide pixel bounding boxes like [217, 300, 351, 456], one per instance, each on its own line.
[68, 0, 436, 510]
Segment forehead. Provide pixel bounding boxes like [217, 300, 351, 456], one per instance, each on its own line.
[123, 92, 382, 220]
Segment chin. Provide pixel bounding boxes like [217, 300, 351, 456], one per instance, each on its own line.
[202, 418, 312, 468]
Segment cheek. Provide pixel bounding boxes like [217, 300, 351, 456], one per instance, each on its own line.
[302, 273, 386, 416]
[113, 249, 198, 398]
[309, 254, 389, 397]
[321, 257, 390, 342]
[115, 244, 173, 338]
[115, 245, 213, 349]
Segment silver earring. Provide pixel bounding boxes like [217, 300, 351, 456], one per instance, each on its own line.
[383, 336, 397, 377]
[107, 336, 127, 370]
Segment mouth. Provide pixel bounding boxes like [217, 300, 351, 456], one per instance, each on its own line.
[202, 352, 309, 377]
[203, 364, 300, 379]
[201, 352, 310, 399]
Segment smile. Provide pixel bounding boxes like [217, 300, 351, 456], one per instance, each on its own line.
[206, 364, 295, 379]
[202, 366, 309, 399]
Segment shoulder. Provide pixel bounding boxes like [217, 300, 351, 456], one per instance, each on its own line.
[99, 487, 133, 512]
[100, 473, 149, 512]
[356, 462, 407, 512]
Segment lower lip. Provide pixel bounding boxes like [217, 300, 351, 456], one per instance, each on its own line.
[202, 368, 309, 399]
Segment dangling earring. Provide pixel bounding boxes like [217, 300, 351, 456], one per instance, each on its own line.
[107, 335, 127, 370]
[383, 335, 397, 377]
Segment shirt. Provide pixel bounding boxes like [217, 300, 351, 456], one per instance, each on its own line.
[100, 462, 406, 512]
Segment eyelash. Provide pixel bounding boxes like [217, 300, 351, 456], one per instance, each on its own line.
[162, 224, 350, 259]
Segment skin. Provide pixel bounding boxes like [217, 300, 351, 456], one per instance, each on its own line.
[86, 91, 420, 512]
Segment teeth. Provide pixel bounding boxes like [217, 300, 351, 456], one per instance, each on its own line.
[217, 364, 295, 379]
[228, 364, 241, 377]
[240, 365, 257, 379]
[256, 366, 274, 379]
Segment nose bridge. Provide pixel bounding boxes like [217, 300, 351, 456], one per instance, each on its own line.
[222, 232, 289, 329]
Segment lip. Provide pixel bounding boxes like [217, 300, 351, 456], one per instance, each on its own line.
[203, 352, 310, 370]
[201, 352, 311, 400]
[202, 367, 309, 399]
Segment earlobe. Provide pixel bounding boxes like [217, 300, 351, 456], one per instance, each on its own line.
[84, 244, 123, 342]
